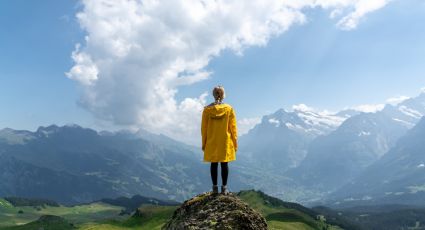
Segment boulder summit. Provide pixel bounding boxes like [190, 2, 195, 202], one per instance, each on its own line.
[163, 192, 267, 230]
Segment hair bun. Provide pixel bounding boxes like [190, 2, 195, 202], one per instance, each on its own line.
[212, 86, 225, 103]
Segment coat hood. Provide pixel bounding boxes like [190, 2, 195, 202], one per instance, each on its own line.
[205, 104, 231, 119]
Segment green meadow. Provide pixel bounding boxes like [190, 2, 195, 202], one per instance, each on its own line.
[0, 191, 340, 230]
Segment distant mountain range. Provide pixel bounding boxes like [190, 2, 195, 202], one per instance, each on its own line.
[0, 125, 251, 204]
[237, 91, 425, 204]
[330, 116, 425, 206]
[2, 92, 425, 206]
[291, 111, 408, 195]
[238, 106, 347, 173]
[297, 93, 425, 202]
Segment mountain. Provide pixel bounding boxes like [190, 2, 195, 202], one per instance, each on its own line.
[238, 106, 346, 173]
[381, 93, 425, 128]
[330, 116, 425, 206]
[231, 107, 348, 201]
[288, 93, 425, 200]
[0, 125, 250, 204]
[0, 154, 114, 204]
[291, 112, 408, 195]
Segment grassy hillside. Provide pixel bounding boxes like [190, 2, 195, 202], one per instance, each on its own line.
[0, 199, 123, 228]
[1, 215, 75, 230]
[237, 190, 341, 230]
[313, 205, 425, 230]
[0, 191, 342, 229]
[79, 206, 177, 230]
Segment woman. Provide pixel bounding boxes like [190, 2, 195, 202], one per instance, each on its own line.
[201, 86, 238, 195]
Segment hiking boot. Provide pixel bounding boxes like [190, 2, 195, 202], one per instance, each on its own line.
[212, 185, 219, 194]
[221, 185, 229, 195]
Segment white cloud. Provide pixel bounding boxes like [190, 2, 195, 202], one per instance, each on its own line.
[335, 0, 390, 30]
[66, 44, 98, 86]
[67, 0, 391, 145]
[421, 87, 425, 93]
[386, 96, 410, 105]
[352, 104, 385, 113]
[238, 117, 261, 136]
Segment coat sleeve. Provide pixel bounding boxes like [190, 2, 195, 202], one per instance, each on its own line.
[229, 108, 238, 151]
[201, 108, 208, 151]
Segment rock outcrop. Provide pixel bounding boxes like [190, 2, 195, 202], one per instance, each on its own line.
[162, 192, 267, 230]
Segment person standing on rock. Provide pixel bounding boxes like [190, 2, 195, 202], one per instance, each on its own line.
[201, 85, 238, 195]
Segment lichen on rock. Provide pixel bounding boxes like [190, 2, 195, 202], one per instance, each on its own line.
[163, 192, 267, 230]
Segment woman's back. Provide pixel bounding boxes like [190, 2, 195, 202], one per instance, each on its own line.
[201, 102, 237, 163]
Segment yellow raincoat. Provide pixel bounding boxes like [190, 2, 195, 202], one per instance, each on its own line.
[201, 103, 238, 162]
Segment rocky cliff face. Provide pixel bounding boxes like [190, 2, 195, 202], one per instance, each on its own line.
[162, 192, 267, 230]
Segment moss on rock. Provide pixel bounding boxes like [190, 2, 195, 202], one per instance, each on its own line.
[163, 192, 267, 230]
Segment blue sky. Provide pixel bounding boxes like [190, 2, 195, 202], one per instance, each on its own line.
[1, 0, 425, 143]
[178, 0, 425, 117]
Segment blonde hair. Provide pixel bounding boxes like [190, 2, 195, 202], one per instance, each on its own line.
[212, 86, 225, 104]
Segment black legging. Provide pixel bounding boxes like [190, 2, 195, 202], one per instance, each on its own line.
[210, 162, 229, 186]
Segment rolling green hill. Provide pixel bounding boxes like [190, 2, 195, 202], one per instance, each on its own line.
[0, 198, 123, 228]
[237, 190, 341, 230]
[1, 215, 75, 230]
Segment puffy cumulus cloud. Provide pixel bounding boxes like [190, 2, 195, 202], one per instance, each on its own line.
[386, 96, 410, 105]
[66, 44, 98, 86]
[67, 0, 390, 145]
[238, 117, 261, 136]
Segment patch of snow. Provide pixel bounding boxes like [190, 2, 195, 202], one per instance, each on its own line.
[362, 196, 372, 201]
[285, 122, 294, 129]
[408, 185, 425, 194]
[292, 104, 347, 129]
[262, 104, 348, 136]
[398, 106, 422, 119]
[285, 122, 308, 132]
[268, 118, 280, 127]
[392, 118, 415, 127]
[352, 104, 385, 113]
[358, 131, 371, 137]
[292, 104, 315, 112]
[297, 111, 346, 128]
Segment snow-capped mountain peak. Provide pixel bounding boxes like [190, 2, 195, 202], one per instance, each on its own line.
[258, 105, 347, 137]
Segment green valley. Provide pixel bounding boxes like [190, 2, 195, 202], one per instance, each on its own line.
[0, 191, 340, 230]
